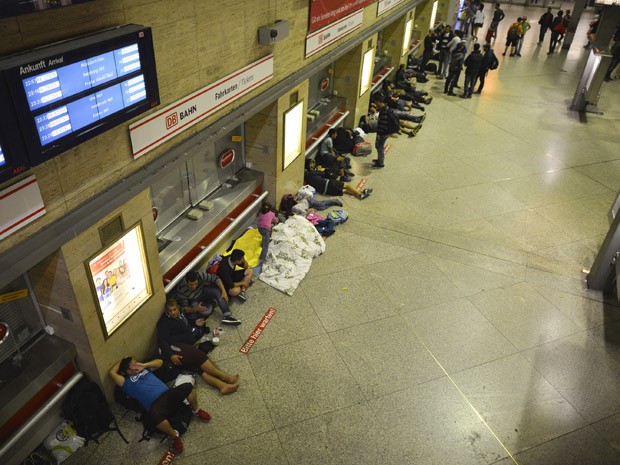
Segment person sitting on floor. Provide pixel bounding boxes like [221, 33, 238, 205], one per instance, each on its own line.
[174, 270, 240, 326]
[316, 128, 353, 182]
[108, 356, 212, 453]
[305, 159, 372, 200]
[216, 249, 254, 302]
[157, 298, 239, 394]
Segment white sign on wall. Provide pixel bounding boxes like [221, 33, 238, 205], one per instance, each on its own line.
[305, 9, 364, 58]
[0, 175, 46, 241]
[377, 0, 406, 16]
[129, 55, 274, 159]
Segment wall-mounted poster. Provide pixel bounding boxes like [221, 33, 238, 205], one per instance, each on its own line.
[87, 223, 152, 338]
[309, 0, 375, 32]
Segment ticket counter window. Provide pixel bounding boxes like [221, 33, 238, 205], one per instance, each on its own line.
[0, 275, 44, 383]
[150, 166, 191, 235]
[374, 30, 391, 77]
[306, 64, 347, 141]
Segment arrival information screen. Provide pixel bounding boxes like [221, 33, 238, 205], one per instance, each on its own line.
[0, 144, 5, 167]
[21, 44, 146, 146]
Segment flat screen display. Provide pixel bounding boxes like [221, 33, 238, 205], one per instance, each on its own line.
[0, 72, 30, 182]
[0, 24, 159, 165]
[0, 144, 5, 167]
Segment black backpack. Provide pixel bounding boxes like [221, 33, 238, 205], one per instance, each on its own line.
[489, 53, 499, 70]
[139, 402, 193, 442]
[385, 109, 401, 134]
[62, 377, 128, 445]
[508, 24, 519, 40]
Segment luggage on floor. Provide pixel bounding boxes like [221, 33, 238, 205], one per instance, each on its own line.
[425, 62, 437, 73]
[415, 71, 428, 83]
[352, 141, 372, 156]
[485, 28, 494, 43]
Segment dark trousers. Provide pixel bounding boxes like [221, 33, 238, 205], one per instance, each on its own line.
[375, 135, 388, 164]
[476, 69, 488, 92]
[605, 57, 619, 80]
[463, 74, 476, 96]
[539, 25, 549, 43]
[444, 68, 461, 94]
[549, 31, 560, 52]
[421, 49, 432, 69]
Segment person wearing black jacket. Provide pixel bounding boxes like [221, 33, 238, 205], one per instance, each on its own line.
[537, 8, 553, 45]
[421, 29, 436, 70]
[475, 44, 496, 94]
[463, 43, 484, 98]
[444, 42, 465, 96]
[437, 25, 454, 78]
[371, 96, 390, 168]
[157, 298, 239, 394]
[490, 3, 505, 38]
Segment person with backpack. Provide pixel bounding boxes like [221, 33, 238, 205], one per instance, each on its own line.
[109, 357, 212, 453]
[547, 10, 565, 54]
[502, 18, 523, 56]
[157, 298, 240, 394]
[474, 43, 498, 94]
[537, 7, 554, 45]
[462, 43, 484, 98]
[371, 95, 397, 168]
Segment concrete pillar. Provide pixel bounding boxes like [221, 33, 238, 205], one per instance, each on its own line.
[245, 82, 309, 207]
[382, 10, 416, 69]
[562, 0, 587, 49]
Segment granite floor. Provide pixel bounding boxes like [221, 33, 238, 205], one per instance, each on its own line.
[63, 5, 620, 465]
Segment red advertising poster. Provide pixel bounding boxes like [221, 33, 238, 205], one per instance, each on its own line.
[309, 0, 375, 32]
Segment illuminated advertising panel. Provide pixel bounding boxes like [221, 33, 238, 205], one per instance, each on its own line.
[309, 0, 375, 32]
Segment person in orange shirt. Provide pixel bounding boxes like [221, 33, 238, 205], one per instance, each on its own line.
[502, 18, 523, 57]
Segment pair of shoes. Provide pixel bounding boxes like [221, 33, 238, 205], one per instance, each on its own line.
[516, 53, 522, 56]
[502, 52, 506, 56]
[335, 199, 343, 206]
[419, 113, 426, 124]
[473, 90, 481, 94]
[424, 96, 433, 104]
[460, 94, 467, 98]
[195, 409, 212, 422]
[447, 92, 456, 96]
[173, 435, 184, 453]
[371, 160, 384, 168]
[340, 175, 352, 182]
[454, 85, 461, 88]
[222, 315, 242, 326]
[359, 190, 370, 200]
[236, 291, 247, 303]
[443, 90, 448, 94]
[509, 53, 515, 57]
[467, 94, 472, 98]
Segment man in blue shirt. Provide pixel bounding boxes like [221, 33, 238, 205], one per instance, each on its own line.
[109, 357, 212, 453]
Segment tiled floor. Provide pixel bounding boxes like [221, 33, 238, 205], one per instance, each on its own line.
[64, 5, 620, 465]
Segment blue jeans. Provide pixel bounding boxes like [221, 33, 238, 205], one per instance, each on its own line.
[308, 198, 343, 210]
[258, 227, 270, 262]
[190, 286, 232, 319]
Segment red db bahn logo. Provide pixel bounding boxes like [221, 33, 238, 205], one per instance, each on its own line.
[219, 149, 235, 168]
[320, 77, 329, 91]
[165, 112, 178, 130]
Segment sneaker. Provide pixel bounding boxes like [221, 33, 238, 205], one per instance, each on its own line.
[502, 52, 506, 56]
[222, 315, 242, 326]
[371, 161, 384, 168]
[447, 92, 456, 96]
[340, 175, 352, 182]
[173, 435, 184, 453]
[424, 96, 433, 104]
[334, 199, 343, 207]
[195, 409, 211, 422]
[236, 291, 247, 302]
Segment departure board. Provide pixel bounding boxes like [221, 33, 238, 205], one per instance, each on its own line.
[0, 24, 159, 165]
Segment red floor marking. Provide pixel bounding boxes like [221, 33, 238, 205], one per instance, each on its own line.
[158, 449, 176, 465]
[385, 144, 392, 153]
[356, 178, 367, 190]
[240, 307, 277, 354]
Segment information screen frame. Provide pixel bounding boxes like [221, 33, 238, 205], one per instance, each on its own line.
[0, 71, 29, 183]
[0, 24, 159, 166]
[86, 222, 153, 339]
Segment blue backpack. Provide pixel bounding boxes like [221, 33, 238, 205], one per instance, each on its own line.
[328, 209, 349, 225]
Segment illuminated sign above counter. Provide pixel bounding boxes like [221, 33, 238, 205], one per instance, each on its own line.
[0, 24, 159, 166]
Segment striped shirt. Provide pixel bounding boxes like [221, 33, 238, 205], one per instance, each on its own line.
[174, 271, 221, 310]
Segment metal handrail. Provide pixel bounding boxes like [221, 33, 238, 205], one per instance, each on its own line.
[163, 190, 269, 294]
[305, 110, 350, 157]
[0, 372, 83, 458]
[371, 66, 395, 94]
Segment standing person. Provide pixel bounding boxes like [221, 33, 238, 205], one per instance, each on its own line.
[474, 43, 498, 94]
[371, 95, 391, 168]
[502, 18, 523, 56]
[604, 39, 620, 82]
[489, 3, 505, 39]
[317, 128, 352, 182]
[174, 270, 241, 326]
[216, 249, 254, 301]
[444, 42, 465, 96]
[257, 202, 279, 263]
[515, 17, 530, 56]
[462, 1, 477, 37]
[420, 29, 436, 71]
[548, 10, 564, 54]
[157, 298, 240, 394]
[537, 8, 553, 45]
[558, 10, 571, 42]
[437, 25, 454, 79]
[109, 357, 213, 453]
[462, 43, 483, 98]
[473, 3, 485, 40]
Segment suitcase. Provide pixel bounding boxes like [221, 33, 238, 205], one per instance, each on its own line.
[425, 62, 437, 73]
[352, 141, 372, 157]
[485, 28, 494, 43]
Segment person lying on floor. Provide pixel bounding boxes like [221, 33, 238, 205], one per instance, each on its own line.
[157, 298, 240, 394]
[109, 357, 212, 453]
[304, 159, 372, 200]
